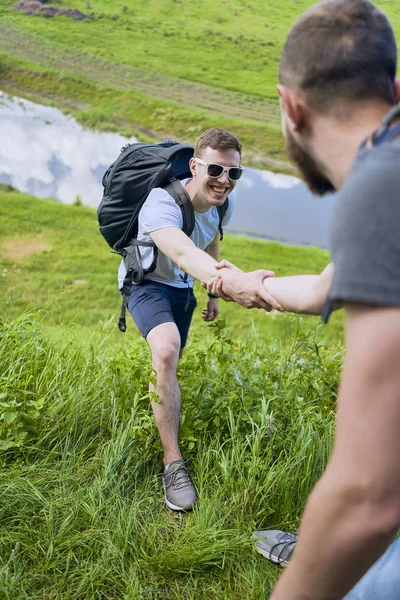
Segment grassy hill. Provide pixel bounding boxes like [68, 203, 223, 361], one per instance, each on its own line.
[0, 187, 343, 599]
[1, 0, 398, 171]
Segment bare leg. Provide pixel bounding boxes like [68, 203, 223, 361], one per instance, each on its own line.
[146, 322, 182, 466]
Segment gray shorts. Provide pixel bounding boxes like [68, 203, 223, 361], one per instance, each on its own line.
[127, 280, 197, 348]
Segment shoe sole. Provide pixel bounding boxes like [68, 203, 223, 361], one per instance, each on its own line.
[256, 545, 289, 567]
[164, 496, 195, 511]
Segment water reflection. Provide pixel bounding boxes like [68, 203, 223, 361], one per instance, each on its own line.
[230, 168, 335, 248]
[0, 92, 138, 206]
[0, 91, 335, 248]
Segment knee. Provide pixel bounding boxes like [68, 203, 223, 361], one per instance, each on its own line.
[153, 340, 180, 370]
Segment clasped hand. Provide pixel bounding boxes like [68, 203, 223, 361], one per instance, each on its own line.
[206, 260, 284, 312]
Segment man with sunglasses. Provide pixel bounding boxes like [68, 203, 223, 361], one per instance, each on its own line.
[118, 127, 282, 511]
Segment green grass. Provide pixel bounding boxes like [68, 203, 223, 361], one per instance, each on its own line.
[1, 0, 398, 170]
[0, 0, 295, 98]
[1, 1, 399, 170]
[0, 186, 344, 598]
[2, 0, 399, 98]
[0, 311, 339, 598]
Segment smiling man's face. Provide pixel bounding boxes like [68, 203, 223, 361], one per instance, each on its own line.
[191, 146, 241, 207]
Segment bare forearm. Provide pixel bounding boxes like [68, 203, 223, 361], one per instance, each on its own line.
[263, 275, 322, 314]
[271, 471, 394, 600]
[263, 263, 334, 315]
[273, 306, 400, 599]
[176, 246, 219, 284]
[150, 228, 223, 285]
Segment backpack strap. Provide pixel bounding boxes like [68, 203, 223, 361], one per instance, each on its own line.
[118, 239, 158, 333]
[164, 177, 196, 238]
[165, 178, 229, 241]
[217, 198, 229, 241]
[163, 178, 195, 285]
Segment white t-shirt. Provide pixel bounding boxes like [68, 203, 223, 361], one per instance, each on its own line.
[118, 178, 235, 289]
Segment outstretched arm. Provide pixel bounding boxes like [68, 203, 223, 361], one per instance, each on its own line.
[149, 227, 283, 311]
[262, 262, 334, 315]
[150, 227, 219, 284]
[270, 305, 400, 600]
[208, 262, 333, 315]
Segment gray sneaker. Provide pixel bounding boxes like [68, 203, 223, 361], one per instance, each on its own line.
[253, 530, 297, 566]
[162, 459, 197, 511]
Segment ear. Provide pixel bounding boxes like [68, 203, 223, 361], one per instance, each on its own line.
[277, 84, 306, 131]
[393, 77, 400, 104]
[189, 156, 197, 177]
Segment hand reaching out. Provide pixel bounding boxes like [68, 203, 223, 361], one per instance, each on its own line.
[202, 297, 219, 322]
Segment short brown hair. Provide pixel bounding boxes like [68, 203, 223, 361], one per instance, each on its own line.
[280, 0, 397, 114]
[194, 128, 242, 157]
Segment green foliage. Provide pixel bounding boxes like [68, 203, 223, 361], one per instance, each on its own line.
[0, 312, 341, 598]
[179, 318, 340, 460]
[0, 315, 48, 449]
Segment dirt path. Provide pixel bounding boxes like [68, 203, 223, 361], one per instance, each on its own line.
[0, 20, 281, 126]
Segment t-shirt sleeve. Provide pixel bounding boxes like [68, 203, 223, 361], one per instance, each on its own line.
[324, 148, 400, 320]
[222, 190, 236, 226]
[140, 187, 183, 235]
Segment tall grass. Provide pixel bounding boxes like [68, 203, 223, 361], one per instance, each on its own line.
[0, 313, 340, 598]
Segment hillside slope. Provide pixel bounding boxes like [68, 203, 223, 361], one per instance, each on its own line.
[1, 0, 397, 169]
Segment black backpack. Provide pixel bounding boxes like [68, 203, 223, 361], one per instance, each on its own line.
[98, 140, 229, 332]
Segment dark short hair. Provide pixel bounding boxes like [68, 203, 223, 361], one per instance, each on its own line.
[194, 128, 242, 157]
[279, 0, 397, 113]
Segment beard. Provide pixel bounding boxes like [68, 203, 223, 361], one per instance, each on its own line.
[285, 130, 336, 196]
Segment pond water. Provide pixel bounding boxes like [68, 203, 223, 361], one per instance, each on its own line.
[0, 91, 336, 248]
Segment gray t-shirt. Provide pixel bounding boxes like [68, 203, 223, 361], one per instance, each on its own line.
[118, 178, 235, 289]
[323, 134, 400, 320]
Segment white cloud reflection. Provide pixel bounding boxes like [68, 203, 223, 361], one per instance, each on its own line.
[0, 92, 335, 247]
[238, 175, 255, 189]
[0, 92, 137, 207]
[259, 169, 300, 190]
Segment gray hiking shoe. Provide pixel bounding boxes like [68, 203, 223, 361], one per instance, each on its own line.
[162, 459, 197, 511]
[253, 530, 297, 566]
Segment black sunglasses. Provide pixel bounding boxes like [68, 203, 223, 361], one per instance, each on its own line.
[195, 158, 244, 181]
